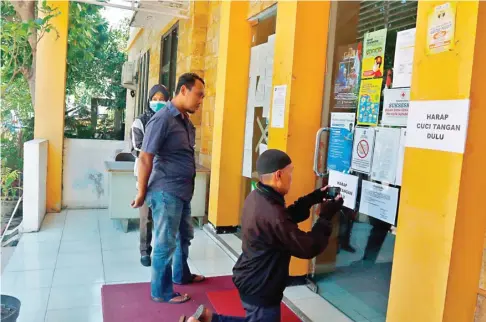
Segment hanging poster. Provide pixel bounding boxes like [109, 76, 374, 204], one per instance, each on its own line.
[393, 28, 416, 88]
[427, 2, 456, 55]
[359, 180, 399, 225]
[382, 88, 410, 127]
[361, 28, 387, 79]
[327, 113, 355, 173]
[328, 170, 359, 210]
[357, 78, 382, 126]
[271, 85, 287, 128]
[351, 127, 375, 174]
[395, 129, 407, 186]
[333, 43, 362, 109]
[371, 127, 401, 184]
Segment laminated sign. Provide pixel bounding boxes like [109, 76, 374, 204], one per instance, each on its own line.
[351, 127, 375, 174]
[361, 29, 387, 80]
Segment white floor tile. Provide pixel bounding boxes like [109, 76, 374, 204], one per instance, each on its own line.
[104, 263, 150, 284]
[52, 265, 104, 286]
[293, 297, 353, 322]
[15, 240, 60, 254]
[61, 228, 100, 243]
[189, 243, 229, 260]
[3, 287, 50, 322]
[17, 309, 47, 322]
[5, 248, 58, 272]
[102, 248, 140, 266]
[41, 213, 67, 231]
[284, 286, 320, 302]
[48, 284, 102, 310]
[55, 251, 103, 269]
[100, 232, 138, 251]
[190, 257, 235, 277]
[1, 269, 54, 293]
[59, 239, 101, 254]
[45, 306, 102, 322]
[19, 230, 63, 244]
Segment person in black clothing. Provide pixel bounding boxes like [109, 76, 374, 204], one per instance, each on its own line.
[130, 84, 169, 267]
[182, 149, 343, 322]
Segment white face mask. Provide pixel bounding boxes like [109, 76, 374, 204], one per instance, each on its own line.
[149, 101, 167, 112]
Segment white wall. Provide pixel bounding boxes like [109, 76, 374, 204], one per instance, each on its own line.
[22, 139, 48, 232]
[62, 139, 129, 209]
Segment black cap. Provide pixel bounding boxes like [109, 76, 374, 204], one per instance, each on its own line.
[148, 84, 170, 101]
[256, 149, 292, 175]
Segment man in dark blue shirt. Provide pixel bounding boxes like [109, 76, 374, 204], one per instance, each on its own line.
[131, 73, 206, 304]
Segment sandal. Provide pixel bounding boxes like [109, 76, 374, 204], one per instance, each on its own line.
[152, 292, 191, 304]
[174, 274, 206, 285]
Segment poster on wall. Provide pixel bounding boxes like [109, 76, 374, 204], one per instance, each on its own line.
[395, 129, 407, 186]
[382, 88, 410, 126]
[359, 180, 399, 225]
[361, 28, 387, 79]
[351, 127, 375, 174]
[328, 170, 359, 210]
[393, 28, 416, 88]
[271, 85, 287, 128]
[327, 113, 356, 173]
[357, 78, 383, 126]
[427, 2, 457, 55]
[371, 127, 401, 184]
[333, 43, 362, 109]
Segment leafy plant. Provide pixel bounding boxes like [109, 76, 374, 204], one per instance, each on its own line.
[1, 165, 21, 200]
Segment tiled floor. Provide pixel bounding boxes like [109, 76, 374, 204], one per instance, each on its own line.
[1, 209, 351, 322]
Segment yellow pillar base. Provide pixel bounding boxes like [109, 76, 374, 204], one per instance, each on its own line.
[33, 0, 69, 212]
[208, 0, 251, 227]
[268, 1, 331, 276]
[387, 1, 486, 321]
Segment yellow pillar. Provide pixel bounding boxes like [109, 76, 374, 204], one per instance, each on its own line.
[268, 1, 331, 276]
[387, 1, 486, 321]
[33, 1, 69, 212]
[208, 0, 251, 227]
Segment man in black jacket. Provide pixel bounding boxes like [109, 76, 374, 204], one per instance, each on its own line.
[184, 149, 343, 322]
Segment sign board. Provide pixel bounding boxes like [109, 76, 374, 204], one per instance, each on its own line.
[361, 28, 387, 79]
[333, 43, 361, 109]
[405, 99, 470, 153]
[328, 170, 359, 210]
[393, 28, 416, 88]
[271, 85, 287, 128]
[382, 88, 410, 127]
[351, 127, 375, 174]
[359, 180, 399, 225]
[357, 78, 382, 126]
[395, 129, 407, 186]
[327, 113, 355, 173]
[371, 127, 401, 184]
[427, 2, 456, 55]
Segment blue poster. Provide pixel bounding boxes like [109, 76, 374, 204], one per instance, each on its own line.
[327, 127, 354, 173]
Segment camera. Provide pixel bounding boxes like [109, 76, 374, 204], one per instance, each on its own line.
[325, 187, 341, 199]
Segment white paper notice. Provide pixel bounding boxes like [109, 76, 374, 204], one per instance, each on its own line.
[271, 85, 287, 128]
[328, 171, 359, 209]
[393, 28, 416, 88]
[259, 144, 268, 155]
[395, 129, 407, 186]
[371, 127, 401, 184]
[351, 127, 375, 174]
[359, 181, 399, 225]
[382, 88, 410, 127]
[242, 148, 253, 178]
[405, 99, 470, 153]
[331, 112, 356, 129]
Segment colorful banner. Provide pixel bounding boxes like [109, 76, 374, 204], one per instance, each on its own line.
[333, 43, 361, 109]
[361, 29, 387, 80]
[357, 78, 383, 126]
[327, 113, 355, 173]
[427, 2, 456, 55]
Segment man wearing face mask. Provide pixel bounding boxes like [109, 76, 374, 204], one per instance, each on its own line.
[130, 84, 170, 267]
[131, 73, 206, 304]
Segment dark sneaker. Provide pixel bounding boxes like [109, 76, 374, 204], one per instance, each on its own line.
[140, 255, 151, 267]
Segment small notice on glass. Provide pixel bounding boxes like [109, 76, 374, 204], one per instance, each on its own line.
[271, 85, 287, 128]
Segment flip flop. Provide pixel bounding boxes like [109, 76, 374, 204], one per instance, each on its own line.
[152, 292, 191, 304]
[174, 274, 206, 285]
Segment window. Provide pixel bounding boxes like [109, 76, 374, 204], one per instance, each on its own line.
[160, 24, 179, 97]
[136, 51, 150, 117]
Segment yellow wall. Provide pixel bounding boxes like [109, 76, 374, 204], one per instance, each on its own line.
[34, 0, 69, 212]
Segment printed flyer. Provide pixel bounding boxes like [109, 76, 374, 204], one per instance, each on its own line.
[333, 43, 362, 109]
[357, 78, 383, 126]
[382, 88, 410, 126]
[327, 113, 355, 173]
[427, 2, 456, 55]
[361, 28, 387, 80]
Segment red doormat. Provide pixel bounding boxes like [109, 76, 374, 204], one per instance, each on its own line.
[101, 276, 235, 322]
[206, 289, 301, 322]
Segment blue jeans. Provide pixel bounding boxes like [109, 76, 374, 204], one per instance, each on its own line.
[212, 302, 280, 322]
[147, 190, 194, 300]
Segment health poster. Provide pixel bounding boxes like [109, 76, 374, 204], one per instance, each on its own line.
[371, 127, 401, 184]
[382, 88, 410, 127]
[427, 2, 456, 55]
[357, 78, 382, 126]
[333, 43, 362, 109]
[327, 113, 355, 173]
[351, 127, 375, 174]
[361, 28, 387, 80]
